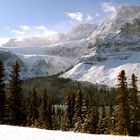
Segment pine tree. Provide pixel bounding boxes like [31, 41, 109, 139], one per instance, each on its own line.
[31, 87, 39, 125]
[65, 93, 72, 128]
[8, 61, 25, 125]
[97, 106, 109, 134]
[39, 90, 53, 129]
[47, 93, 53, 129]
[114, 70, 130, 135]
[74, 117, 82, 132]
[60, 114, 70, 131]
[73, 90, 83, 124]
[108, 104, 115, 134]
[129, 74, 140, 136]
[82, 107, 99, 134]
[70, 91, 76, 127]
[53, 107, 64, 130]
[25, 91, 33, 126]
[0, 60, 6, 124]
[65, 92, 75, 128]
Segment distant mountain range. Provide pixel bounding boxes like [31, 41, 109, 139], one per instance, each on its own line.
[1, 5, 140, 88]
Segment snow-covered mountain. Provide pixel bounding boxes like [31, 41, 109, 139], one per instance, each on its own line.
[0, 23, 95, 79]
[1, 5, 140, 88]
[62, 5, 140, 88]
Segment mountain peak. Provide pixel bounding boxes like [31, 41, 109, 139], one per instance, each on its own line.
[70, 24, 96, 33]
[116, 5, 140, 19]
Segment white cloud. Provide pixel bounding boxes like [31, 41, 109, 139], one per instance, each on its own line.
[86, 15, 93, 21]
[43, 30, 58, 36]
[95, 13, 100, 17]
[67, 12, 83, 22]
[35, 25, 47, 31]
[9, 25, 58, 41]
[0, 37, 9, 46]
[19, 25, 30, 31]
[35, 25, 58, 36]
[67, 12, 95, 22]
[11, 30, 25, 41]
[11, 30, 24, 35]
[102, 2, 116, 13]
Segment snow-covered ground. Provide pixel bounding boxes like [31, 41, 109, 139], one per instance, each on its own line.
[0, 125, 139, 140]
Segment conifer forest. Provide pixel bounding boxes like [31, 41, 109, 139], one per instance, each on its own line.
[0, 60, 140, 136]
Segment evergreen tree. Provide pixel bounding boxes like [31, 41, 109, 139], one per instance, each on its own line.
[114, 70, 130, 135]
[97, 106, 109, 134]
[8, 61, 25, 125]
[47, 93, 53, 129]
[65, 93, 72, 128]
[70, 92, 76, 127]
[53, 107, 64, 130]
[31, 87, 39, 125]
[65, 92, 75, 128]
[0, 60, 6, 124]
[73, 90, 83, 124]
[60, 114, 70, 131]
[74, 117, 82, 132]
[108, 104, 115, 134]
[25, 91, 33, 126]
[82, 107, 99, 134]
[109, 104, 113, 118]
[129, 74, 140, 136]
[39, 90, 53, 129]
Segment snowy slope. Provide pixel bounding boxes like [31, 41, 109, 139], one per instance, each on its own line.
[0, 125, 139, 140]
[0, 23, 93, 78]
[0, 37, 88, 78]
[62, 6, 140, 88]
[62, 53, 140, 88]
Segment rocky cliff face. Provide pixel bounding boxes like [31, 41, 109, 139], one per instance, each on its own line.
[62, 6, 140, 88]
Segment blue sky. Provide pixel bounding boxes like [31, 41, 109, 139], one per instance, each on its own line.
[0, 0, 140, 44]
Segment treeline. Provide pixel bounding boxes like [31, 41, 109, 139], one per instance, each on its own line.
[22, 76, 116, 106]
[0, 60, 140, 136]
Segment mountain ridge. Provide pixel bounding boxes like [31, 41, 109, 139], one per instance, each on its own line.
[1, 5, 140, 87]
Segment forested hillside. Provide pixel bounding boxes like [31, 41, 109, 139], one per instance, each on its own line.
[0, 61, 140, 136]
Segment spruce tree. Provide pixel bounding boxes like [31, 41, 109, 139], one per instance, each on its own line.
[53, 107, 64, 130]
[82, 107, 99, 134]
[129, 74, 140, 136]
[65, 92, 75, 128]
[39, 90, 53, 129]
[8, 61, 25, 125]
[60, 114, 70, 131]
[0, 60, 6, 124]
[108, 104, 115, 134]
[25, 91, 33, 126]
[31, 87, 39, 125]
[73, 90, 83, 132]
[73, 90, 83, 124]
[114, 70, 130, 135]
[70, 92, 76, 127]
[47, 93, 53, 129]
[74, 117, 82, 132]
[97, 106, 109, 134]
[65, 93, 72, 128]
